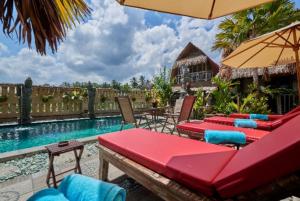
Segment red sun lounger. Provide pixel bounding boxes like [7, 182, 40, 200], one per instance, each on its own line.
[98, 115, 300, 200]
[229, 105, 300, 120]
[176, 121, 270, 142]
[204, 110, 300, 131]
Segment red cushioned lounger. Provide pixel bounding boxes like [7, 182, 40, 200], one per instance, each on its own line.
[177, 121, 270, 142]
[98, 115, 300, 200]
[204, 110, 300, 131]
[229, 105, 300, 120]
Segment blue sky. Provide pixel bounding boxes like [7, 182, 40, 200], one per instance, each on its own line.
[0, 0, 299, 85]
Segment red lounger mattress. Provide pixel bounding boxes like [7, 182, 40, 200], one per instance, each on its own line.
[98, 128, 236, 196]
[177, 121, 270, 142]
[204, 110, 300, 130]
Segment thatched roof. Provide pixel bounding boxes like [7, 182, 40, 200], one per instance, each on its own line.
[218, 63, 296, 80]
[172, 42, 219, 75]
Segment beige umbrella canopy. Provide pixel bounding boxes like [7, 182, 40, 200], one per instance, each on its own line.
[117, 0, 274, 19]
[222, 21, 300, 96]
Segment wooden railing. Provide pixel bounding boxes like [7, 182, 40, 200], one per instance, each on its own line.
[0, 84, 19, 120]
[0, 84, 151, 123]
[31, 86, 88, 117]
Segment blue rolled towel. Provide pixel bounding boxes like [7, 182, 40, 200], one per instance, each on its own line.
[58, 174, 126, 201]
[250, 114, 268, 121]
[28, 188, 68, 201]
[204, 130, 246, 145]
[234, 119, 257, 128]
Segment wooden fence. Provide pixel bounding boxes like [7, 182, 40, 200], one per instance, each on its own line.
[0, 84, 19, 120]
[0, 84, 151, 123]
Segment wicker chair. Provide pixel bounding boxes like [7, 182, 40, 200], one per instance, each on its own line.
[162, 95, 196, 134]
[115, 96, 151, 130]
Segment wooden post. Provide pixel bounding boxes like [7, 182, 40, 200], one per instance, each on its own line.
[99, 148, 109, 181]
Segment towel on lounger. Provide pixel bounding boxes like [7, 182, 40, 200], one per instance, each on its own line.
[250, 114, 268, 121]
[28, 188, 68, 201]
[204, 130, 246, 145]
[59, 174, 126, 201]
[29, 174, 126, 201]
[234, 119, 257, 128]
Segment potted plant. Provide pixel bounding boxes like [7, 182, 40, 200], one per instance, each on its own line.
[41, 95, 54, 103]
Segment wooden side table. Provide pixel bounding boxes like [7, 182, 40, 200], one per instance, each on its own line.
[45, 141, 84, 188]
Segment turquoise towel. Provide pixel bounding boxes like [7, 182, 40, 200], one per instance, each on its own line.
[28, 188, 68, 201]
[58, 174, 126, 201]
[250, 114, 268, 121]
[234, 119, 257, 128]
[204, 130, 246, 145]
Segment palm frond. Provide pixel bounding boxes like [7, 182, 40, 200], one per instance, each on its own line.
[0, 0, 91, 55]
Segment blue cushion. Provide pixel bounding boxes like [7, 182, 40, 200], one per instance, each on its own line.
[204, 130, 246, 145]
[28, 188, 68, 201]
[234, 119, 257, 128]
[250, 114, 268, 121]
[58, 174, 126, 201]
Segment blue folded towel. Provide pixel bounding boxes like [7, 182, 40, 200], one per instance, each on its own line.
[250, 114, 268, 121]
[204, 130, 246, 145]
[234, 119, 257, 128]
[29, 174, 126, 201]
[59, 174, 126, 201]
[28, 188, 68, 201]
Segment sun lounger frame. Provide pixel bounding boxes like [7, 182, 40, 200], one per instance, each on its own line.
[97, 144, 300, 201]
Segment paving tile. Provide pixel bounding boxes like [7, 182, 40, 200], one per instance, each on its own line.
[18, 192, 33, 201]
[0, 179, 33, 198]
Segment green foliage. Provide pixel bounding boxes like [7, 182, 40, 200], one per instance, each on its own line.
[130, 77, 139, 89]
[121, 83, 131, 93]
[211, 77, 239, 114]
[100, 95, 107, 103]
[62, 89, 87, 102]
[193, 89, 210, 119]
[144, 90, 152, 103]
[131, 96, 136, 102]
[213, 0, 300, 55]
[229, 93, 270, 114]
[41, 95, 54, 103]
[0, 95, 8, 103]
[152, 67, 173, 107]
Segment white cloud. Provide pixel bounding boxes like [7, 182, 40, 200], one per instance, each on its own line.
[0, 0, 222, 85]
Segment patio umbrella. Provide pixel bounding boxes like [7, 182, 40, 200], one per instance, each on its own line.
[222, 21, 300, 97]
[116, 0, 274, 19]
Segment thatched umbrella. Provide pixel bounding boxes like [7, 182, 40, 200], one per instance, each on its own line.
[222, 21, 300, 97]
[117, 0, 274, 19]
[0, 0, 91, 55]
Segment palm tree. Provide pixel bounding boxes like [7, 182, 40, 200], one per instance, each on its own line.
[130, 77, 139, 89]
[212, 0, 300, 57]
[0, 0, 91, 55]
[139, 75, 146, 89]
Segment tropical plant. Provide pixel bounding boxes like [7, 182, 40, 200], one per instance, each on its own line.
[212, 0, 300, 56]
[193, 88, 210, 119]
[152, 67, 173, 107]
[229, 93, 270, 114]
[138, 75, 146, 89]
[211, 77, 239, 114]
[0, 0, 91, 55]
[131, 96, 136, 102]
[144, 90, 152, 103]
[100, 95, 107, 103]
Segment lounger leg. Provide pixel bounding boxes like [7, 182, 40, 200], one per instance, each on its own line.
[145, 115, 152, 130]
[162, 116, 169, 133]
[99, 149, 109, 181]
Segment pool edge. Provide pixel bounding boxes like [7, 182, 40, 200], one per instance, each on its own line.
[0, 135, 98, 163]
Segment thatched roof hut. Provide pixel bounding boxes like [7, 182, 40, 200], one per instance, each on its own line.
[171, 42, 219, 89]
[171, 42, 219, 77]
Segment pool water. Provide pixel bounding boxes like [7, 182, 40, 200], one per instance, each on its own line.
[0, 117, 132, 153]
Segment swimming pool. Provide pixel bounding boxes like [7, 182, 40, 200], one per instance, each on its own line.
[0, 117, 132, 153]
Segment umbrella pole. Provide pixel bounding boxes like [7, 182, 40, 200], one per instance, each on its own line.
[295, 50, 300, 101]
